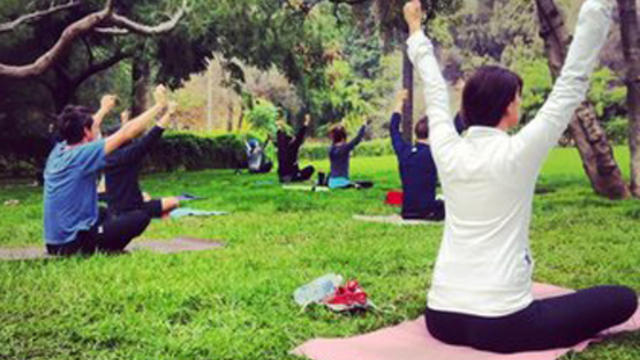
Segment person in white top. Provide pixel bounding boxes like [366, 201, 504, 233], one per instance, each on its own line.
[403, 0, 637, 353]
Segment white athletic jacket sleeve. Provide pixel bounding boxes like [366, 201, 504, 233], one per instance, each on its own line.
[511, 0, 614, 174]
[406, 32, 459, 173]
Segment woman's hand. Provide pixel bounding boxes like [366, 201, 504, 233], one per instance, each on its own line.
[394, 89, 409, 113]
[403, 0, 424, 36]
[153, 85, 168, 109]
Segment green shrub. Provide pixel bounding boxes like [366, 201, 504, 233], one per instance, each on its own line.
[0, 132, 256, 178]
[604, 117, 628, 145]
[243, 98, 279, 136]
[589, 67, 627, 120]
[299, 138, 395, 160]
[143, 132, 250, 172]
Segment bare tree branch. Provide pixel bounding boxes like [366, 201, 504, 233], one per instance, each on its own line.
[93, 26, 130, 35]
[0, 0, 80, 33]
[286, 0, 369, 16]
[0, 0, 189, 78]
[81, 36, 94, 67]
[72, 50, 133, 88]
[96, 0, 188, 35]
[0, 2, 114, 78]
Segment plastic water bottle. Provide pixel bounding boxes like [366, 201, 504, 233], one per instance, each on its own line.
[294, 274, 343, 306]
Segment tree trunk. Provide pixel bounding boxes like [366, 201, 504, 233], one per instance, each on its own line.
[207, 63, 214, 131]
[51, 82, 74, 113]
[402, 47, 414, 143]
[51, 68, 76, 113]
[227, 100, 234, 132]
[536, 0, 630, 199]
[477, 0, 496, 19]
[237, 110, 244, 130]
[617, 0, 640, 197]
[131, 55, 151, 117]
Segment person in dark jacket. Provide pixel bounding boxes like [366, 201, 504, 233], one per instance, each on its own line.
[390, 90, 444, 220]
[276, 114, 314, 183]
[104, 102, 180, 219]
[327, 120, 372, 189]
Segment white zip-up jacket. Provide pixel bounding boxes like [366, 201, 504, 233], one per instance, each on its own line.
[408, 0, 614, 317]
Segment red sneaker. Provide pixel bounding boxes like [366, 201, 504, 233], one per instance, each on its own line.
[324, 279, 368, 311]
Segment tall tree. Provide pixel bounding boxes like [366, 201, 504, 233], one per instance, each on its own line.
[0, 0, 186, 78]
[617, 0, 640, 197]
[373, 0, 462, 142]
[0, 0, 188, 120]
[536, 0, 630, 199]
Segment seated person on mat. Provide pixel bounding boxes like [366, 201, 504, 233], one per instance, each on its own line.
[104, 101, 181, 219]
[327, 120, 373, 189]
[404, 0, 637, 353]
[98, 110, 131, 202]
[43, 86, 170, 256]
[276, 114, 314, 183]
[246, 137, 273, 174]
[390, 89, 443, 221]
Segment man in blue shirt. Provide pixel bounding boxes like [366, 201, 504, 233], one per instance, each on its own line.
[390, 90, 445, 220]
[43, 85, 169, 255]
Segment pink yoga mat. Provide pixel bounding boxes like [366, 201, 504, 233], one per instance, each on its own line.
[292, 283, 640, 360]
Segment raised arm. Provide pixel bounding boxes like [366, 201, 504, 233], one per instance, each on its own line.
[292, 114, 311, 149]
[390, 90, 409, 154]
[345, 123, 367, 152]
[512, 0, 614, 168]
[404, 0, 458, 162]
[104, 85, 168, 155]
[108, 102, 177, 166]
[92, 94, 117, 139]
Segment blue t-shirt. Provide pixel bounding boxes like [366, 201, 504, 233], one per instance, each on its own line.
[43, 139, 106, 245]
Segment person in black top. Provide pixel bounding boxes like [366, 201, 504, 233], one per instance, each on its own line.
[276, 114, 314, 183]
[390, 90, 444, 220]
[104, 102, 180, 219]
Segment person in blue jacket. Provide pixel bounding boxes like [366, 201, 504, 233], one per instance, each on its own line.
[389, 89, 444, 220]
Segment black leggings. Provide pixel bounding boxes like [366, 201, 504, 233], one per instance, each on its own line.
[425, 286, 638, 353]
[281, 165, 315, 183]
[249, 161, 273, 174]
[403, 200, 445, 221]
[46, 208, 151, 256]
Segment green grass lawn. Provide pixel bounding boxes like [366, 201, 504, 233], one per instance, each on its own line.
[0, 146, 639, 360]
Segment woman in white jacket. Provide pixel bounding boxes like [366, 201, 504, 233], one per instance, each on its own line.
[403, 0, 637, 353]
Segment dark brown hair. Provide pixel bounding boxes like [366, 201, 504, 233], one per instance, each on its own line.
[329, 124, 347, 144]
[462, 66, 523, 128]
[414, 116, 429, 140]
[57, 105, 94, 145]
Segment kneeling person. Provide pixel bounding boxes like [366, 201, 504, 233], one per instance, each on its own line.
[390, 90, 443, 221]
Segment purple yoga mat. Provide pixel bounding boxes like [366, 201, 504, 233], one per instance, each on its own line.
[292, 283, 640, 360]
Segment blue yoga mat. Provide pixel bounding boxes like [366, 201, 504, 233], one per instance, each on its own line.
[169, 208, 228, 219]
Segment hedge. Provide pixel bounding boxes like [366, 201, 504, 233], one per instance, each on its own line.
[0, 126, 632, 179]
[299, 138, 395, 160]
[143, 132, 248, 172]
[0, 132, 251, 178]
